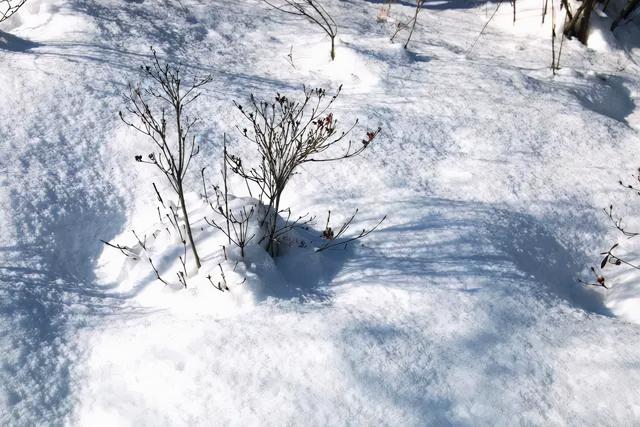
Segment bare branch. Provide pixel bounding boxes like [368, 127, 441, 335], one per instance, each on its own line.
[262, 0, 338, 60]
[316, 211, 386, 252]
[230, 86, 381, 256]
[120, 47, 211, 270]
[0, 0, 27, 23]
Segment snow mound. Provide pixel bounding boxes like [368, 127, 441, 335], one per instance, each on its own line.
[2, 0, 91, 42]
[96, 189, 361, 317]
[292, 36, 385, 91]
[97, 192, 267, 317]
[3, 0, 640, 424]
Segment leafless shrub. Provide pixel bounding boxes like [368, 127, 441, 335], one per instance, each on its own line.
[101, 230, 171, 287]
[0, 0, 27, 23]
[548, 0, 567, 74]
[229, 85, 381, 256]
[265, 207, 315, 251]
[100, 238, 139, 260]
[578, 266, 608, 289]
[177, 240, 189, 288]
[206, 202, 256, 259]
[466, 0, 503, 56]
[390, 0, 425, 49]
[206, 263, 246, 292]
[581, 169, 640, 288]
[316, 209, 386, 252]
[262, 0, 338, 60]
[604, 203, 640, 239]
[119, 47, 212, 270]
[202, 136, 257, 259]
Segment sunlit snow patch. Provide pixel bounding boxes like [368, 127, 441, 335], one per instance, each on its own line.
[293, 36, 383, 91]
[95, 192, 268, 318]
[3, 0, 92, 42]
[95, 189, 347, 317]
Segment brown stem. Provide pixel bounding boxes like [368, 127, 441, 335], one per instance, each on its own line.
[330, 36, 335, 60]
[266, 192, 282, 256]
[178, 181, 201, 269]
[223, 135, 231, 245]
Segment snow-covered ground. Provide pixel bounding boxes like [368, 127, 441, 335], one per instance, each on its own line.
[1, 0, 640, 425]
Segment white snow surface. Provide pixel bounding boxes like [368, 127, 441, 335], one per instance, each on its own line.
[2, 0, 640, 425]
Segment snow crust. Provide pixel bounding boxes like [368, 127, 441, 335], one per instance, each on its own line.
[1, 0, 640, 425]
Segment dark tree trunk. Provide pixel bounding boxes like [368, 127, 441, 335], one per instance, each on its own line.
[564, 0, 596, 44]
[330, 36, 335, 60]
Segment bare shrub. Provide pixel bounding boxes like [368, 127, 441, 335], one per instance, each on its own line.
[548, 0, 567, 74]
[228, 85, 381, 256]
[581, 169, 640, 288]
[119, 47, 211, 270]
[317, 209, 386, 252]
[101, 230, 171, 286]
[262, 0, 338, 60]
[390, 0, 425, 49]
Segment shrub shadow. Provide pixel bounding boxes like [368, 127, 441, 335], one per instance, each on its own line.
[567, 74, 635, 125]
[362, 0, 489, 11]
[328, 197, 612, 423]
[340, 197, 610, 316]
[0, 30, 39, 52]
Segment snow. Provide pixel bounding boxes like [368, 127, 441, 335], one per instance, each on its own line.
[1, 0, 640, 425]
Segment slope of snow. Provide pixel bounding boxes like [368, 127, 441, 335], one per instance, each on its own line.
[1, 0, 640, 425]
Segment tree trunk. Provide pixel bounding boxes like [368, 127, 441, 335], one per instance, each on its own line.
[564, 0, 596, 44]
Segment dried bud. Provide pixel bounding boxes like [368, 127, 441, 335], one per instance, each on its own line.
[322, 227, 335, 240]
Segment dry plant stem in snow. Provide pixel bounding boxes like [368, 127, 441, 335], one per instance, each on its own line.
[262, 0, 338, 60]
[390, 0, 425, 49]
[229, 85, 381, 256]
[317, 209, 386, 252]
[578, 267, 608, 289]
[581, 169, 640, 288]
[0, 0, 27, 23]
[466, 0, 503, 56]
[549, 0, 566, 74]
[119, 47, 212, 270]
[205, 199, 256, 259]
[101, 230, 171, 286]
[203, 136, 257, 259]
